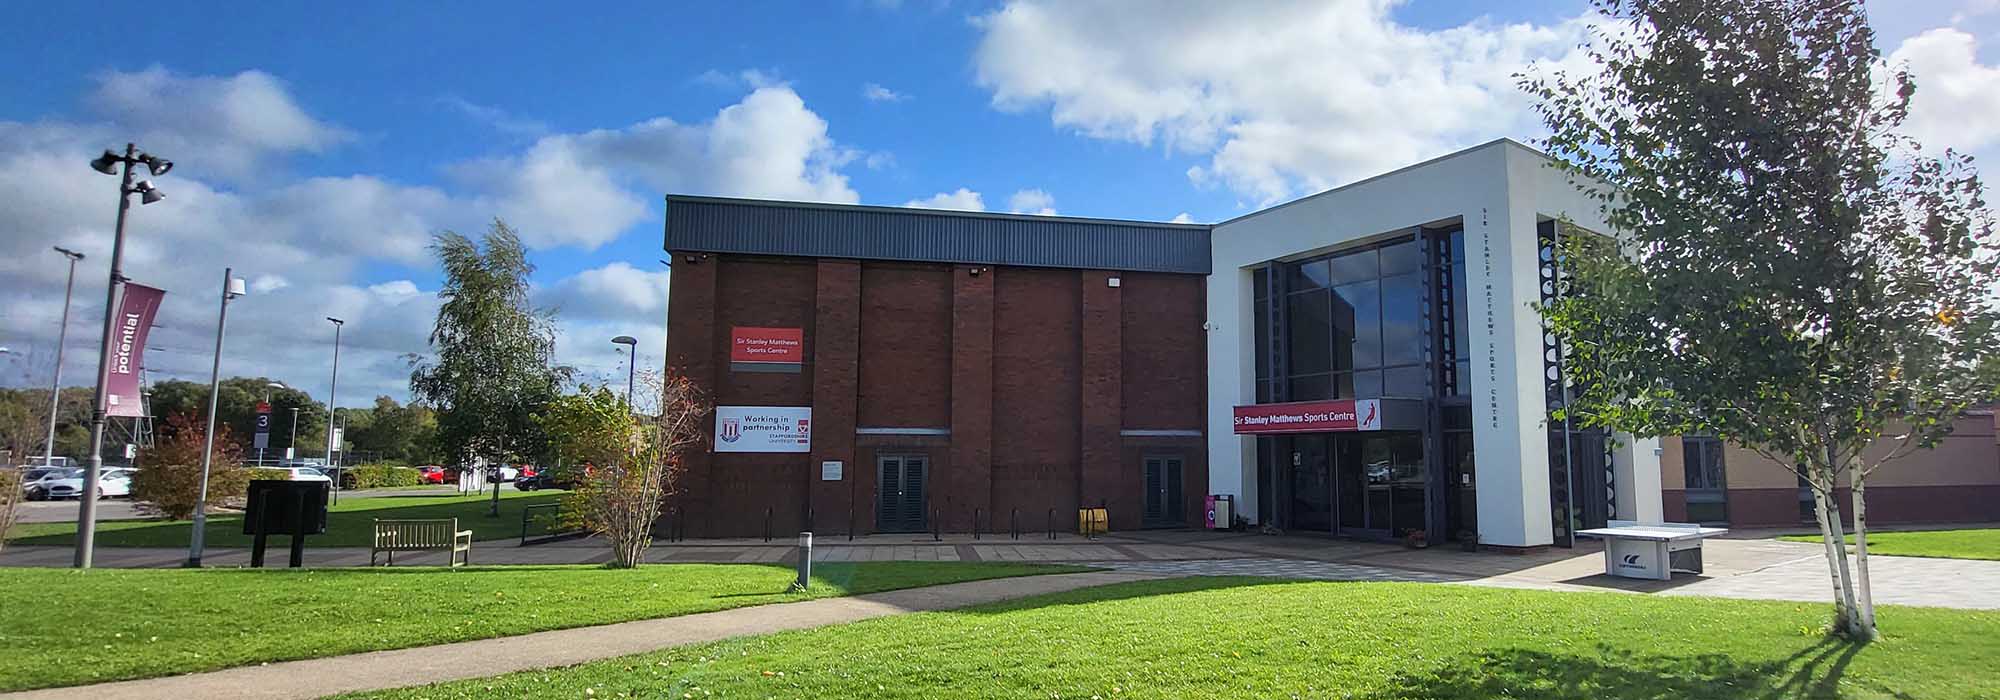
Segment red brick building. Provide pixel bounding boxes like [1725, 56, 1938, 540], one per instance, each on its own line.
[664, 196, 1212, 537]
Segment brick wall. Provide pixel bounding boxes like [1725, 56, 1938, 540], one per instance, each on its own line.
[665, 252, 1209, 537]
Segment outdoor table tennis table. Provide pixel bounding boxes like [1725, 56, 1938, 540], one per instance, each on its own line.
[1575, 520, 1730, 581]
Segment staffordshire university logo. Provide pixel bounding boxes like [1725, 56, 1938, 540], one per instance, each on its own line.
[720, 418, 741, 443]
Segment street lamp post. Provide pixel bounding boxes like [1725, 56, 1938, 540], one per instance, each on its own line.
[324, 317, 344, 503]
[288, 407, 299, 461]
[76, 143, 171, 569]
[43, 247, 85, 467]
[188, 269, 246, 568]
[612, 335, 638, 407]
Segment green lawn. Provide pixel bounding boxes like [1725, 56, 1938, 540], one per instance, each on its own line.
[5, 488, 557, 547]
[1779, 528, 2000, 561]
[0, 561, 1086, 691]
[352, 578, 2000, 700]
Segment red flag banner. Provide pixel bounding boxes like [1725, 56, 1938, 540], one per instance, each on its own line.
[102, 282, 165, 417]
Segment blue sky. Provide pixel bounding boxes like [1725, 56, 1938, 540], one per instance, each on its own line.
[2, 1, 1995, 407]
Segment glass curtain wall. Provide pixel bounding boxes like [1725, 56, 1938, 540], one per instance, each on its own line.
[1279, 238, 1428, 401]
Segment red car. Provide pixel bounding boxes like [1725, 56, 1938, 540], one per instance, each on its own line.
[416, 465, 454, 484]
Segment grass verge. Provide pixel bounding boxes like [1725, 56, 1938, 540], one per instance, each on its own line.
[6, 488, 557, 547]
[352, 577, 2000, 700]
[0, 561, 1085, 691]
[1778, 527, 2000, 561]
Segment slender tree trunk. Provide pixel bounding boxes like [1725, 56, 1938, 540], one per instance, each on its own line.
[1822, 486, 1863, 635]
[1807, 479, 1858, 635]
[1851, 475, 1878, 639]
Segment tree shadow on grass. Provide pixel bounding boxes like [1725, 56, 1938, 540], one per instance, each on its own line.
[1367, 637, 1872, 700]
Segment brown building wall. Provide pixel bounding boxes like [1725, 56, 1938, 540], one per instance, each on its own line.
[666, 253, 1209, 537]
[1659, 413, 2000, 527]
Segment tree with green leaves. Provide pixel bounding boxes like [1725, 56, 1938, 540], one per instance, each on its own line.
[409, 219, 568, 516]
[1522, 0, 1999, 640]
[542, 375, 708, 568]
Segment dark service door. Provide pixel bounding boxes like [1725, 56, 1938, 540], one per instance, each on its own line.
[1143, 456, 1185, 527]
[876, 455, 928, 532]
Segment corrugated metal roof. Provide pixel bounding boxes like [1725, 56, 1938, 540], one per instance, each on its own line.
[664, 195, 1212, 274]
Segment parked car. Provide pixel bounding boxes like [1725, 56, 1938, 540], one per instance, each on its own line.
[22, 468, 81, 500]
[415, 465, 456, 484]
[512, 469, 572, 491]
[34, 468, 133, 500]
[484, 465, 520, 483]
[265, 466, 332, 483]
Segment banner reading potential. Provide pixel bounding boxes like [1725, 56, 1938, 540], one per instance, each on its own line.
[101, 283, 166, 417]
[1232, 399, 1382, 434]
[729, 327, 804, 365]
[713, 405, 812, 452]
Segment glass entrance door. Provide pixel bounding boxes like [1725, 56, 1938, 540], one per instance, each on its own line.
[1288, 435, 1332, 532]
[1334, 432, 1426, 538]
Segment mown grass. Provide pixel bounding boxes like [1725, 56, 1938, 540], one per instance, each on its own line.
[1778, 527, 2000, 561]
[354, 577, 2000, 700]
[6, 488, 556, 547]
[0, 561, 1086, 691]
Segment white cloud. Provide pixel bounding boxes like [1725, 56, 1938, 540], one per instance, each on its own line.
[903, 188, 986, 211]
[972, 0, 1588, 205]
[1007, 188, 1056, 215]
[1169, 212, 1196, 224]
[539, 262, 670, 320]
[87, 67, 351, 182]
[438, 95, 549, 137]
[1886, 28, 2000, 152]
[862, 83, 910, 102]
[0, 70, 873, 407]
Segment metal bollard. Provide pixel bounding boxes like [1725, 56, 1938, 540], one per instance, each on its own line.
[795, 531, 813, 591]
[847, 502, 855, 542]
[1047, 508, 1055, 539]
[932, 509, 941, 542]
[974, 508, 982, 540]
[764, 507, 773, 543]
[1011, 508, 1020, 540]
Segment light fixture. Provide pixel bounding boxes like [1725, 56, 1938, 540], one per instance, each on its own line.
[133, 180, 165, 204]
[612, 335, 638, 346]
[90, 150, 120, 175]
[143, 155, 173, 176]
[225, 276, 247, 299]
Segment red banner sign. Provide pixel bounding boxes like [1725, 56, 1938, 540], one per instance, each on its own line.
[1232, 399, 1382, 434]
[101, 282, 166, 417]
[730, 326, 804, 363]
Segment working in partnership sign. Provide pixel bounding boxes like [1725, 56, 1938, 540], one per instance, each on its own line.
[714, 406, 812, 453]
[1231, 399, 1382, 434]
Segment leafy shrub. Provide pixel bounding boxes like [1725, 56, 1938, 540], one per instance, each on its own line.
[132, 413, 252, 519]
[247, 468, 290, 482]
[344, 465, 423, 489]
[0, 467, 21, 551]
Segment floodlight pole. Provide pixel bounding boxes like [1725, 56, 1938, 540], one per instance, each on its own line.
[75, 143, 138, 569]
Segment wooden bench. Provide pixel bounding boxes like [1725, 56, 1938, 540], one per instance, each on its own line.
[372, 518, 473, 567]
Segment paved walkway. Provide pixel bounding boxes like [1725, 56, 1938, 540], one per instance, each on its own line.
[8, 526, 1997, 609]
[0, 570, 1160, 700]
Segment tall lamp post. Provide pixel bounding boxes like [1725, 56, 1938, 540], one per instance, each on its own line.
[324, 317, 344, 503]
[76, 143, 172, 569]
[288, 407, 300, 461]
[44, 247, 86, 467]
[187, 269, 246, 568]
[612, 335, 638, 407]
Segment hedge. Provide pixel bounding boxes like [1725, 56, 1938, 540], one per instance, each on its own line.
[344, 465, 424, 489]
